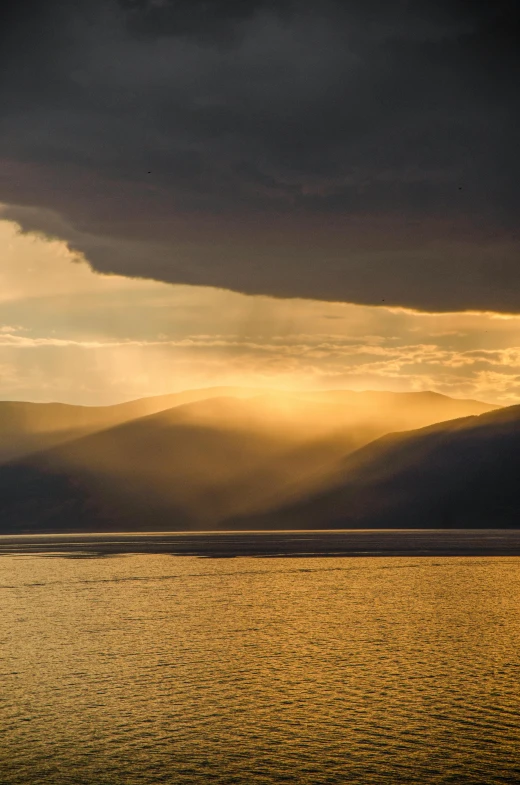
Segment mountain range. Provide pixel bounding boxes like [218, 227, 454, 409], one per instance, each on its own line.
[234, 404, 520, 530]
[0, 387, 514, 533]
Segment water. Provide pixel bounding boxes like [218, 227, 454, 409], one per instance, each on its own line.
[1, 546, 519, 784]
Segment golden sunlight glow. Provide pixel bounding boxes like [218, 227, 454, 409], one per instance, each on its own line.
[2, 218, 520, 406]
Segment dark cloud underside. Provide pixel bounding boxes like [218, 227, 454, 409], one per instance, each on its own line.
[1, 0, 518, 310]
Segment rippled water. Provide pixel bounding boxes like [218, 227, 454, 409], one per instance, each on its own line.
[1, 551, 519, 784]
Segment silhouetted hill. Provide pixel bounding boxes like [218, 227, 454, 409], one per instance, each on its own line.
[0, 390, 500, 533]
[0, 388, 495, 465]
[0, 386, 272, 463]
[234, 404, 520, 530]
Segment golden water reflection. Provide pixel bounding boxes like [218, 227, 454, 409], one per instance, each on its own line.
[1, 554, 519, 784]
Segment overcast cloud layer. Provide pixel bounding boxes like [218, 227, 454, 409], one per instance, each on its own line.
[1, 0, 518, 311]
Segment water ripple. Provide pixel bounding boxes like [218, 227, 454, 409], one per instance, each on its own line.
[1, 551, 519, 784]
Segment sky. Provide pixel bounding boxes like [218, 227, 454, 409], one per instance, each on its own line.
[3, 215, 520, 406]
[0, 0, 519, 405]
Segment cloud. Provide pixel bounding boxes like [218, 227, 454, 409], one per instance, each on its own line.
[3, 213, 520, 406]
[0, 0, 518, 312]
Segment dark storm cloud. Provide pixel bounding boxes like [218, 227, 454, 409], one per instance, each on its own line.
[0, 0, 518, 311]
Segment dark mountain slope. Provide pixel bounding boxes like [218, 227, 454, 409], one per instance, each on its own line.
[0, 394, 359, 532]
[0, 390, 501, 533]
[234, 405, 520, 530]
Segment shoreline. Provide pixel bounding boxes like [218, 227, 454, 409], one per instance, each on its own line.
[2, 529, 520, 558]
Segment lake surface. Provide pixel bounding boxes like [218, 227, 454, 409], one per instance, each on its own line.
[1, 538, 520, 784]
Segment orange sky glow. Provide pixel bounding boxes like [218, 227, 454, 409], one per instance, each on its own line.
[2, 216, 520, 406]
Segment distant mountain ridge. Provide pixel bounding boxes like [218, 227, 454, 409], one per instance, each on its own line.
[0, 387, 496, 464]
[234, 404, 520, 530]
[0, 386, 271, 463]
[0, 388, 500, 533]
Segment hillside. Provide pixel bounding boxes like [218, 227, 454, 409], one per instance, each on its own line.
[234, 404, 520, 530]
[0, 387, 495, 464]
[0, 390, 496, 533]
[0, 386, 271, 463]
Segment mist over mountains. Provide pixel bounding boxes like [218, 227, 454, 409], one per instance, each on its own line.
[0, 386, 514, 533]
[0, 386, 271, 464]
[236, 404, 520, 530]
